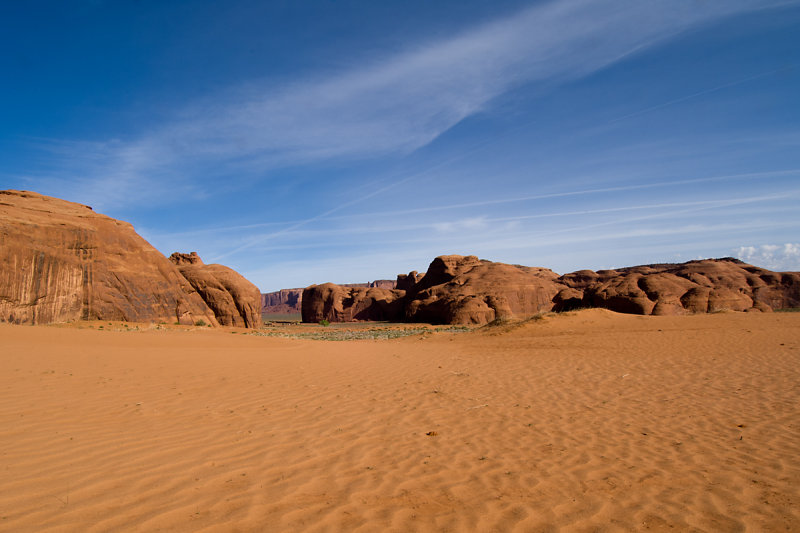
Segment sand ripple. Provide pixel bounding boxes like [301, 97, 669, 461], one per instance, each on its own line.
[1, 310, 798, 531]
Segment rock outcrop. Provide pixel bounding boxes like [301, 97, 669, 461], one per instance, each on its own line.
[401, 255, 561, 324]
[263, 280, 396, 315]
[169, 252, 262, 328]
[302, 255, 800, 325]
[0, 190, 217, 325]
[396, 271, 424, 291]
[558, 259, 799, 315]
[301, 283, 405, 323]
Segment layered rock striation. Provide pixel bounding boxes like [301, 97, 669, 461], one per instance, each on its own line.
[262, 288, 304, 315]
[169, 252, 262, 328]
[0, 191, 217, 325]
[0, 190, 263, 327]
[302, 255, 800, 325]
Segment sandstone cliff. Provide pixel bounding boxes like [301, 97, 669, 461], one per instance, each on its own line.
[262, 288, 304, 314]
[302, 255, 800, 325]
[169, 252, 262, 328]
[0, 191, 217, 325]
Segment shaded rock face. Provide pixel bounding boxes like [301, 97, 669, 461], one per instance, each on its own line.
[301, 283, 405, 322]
[169, 253, 262, 328]
[0, 191, 217, 326]
[302, 255, 800, 325]
[396, 271, 424, 291]
[263, 280, 396, 315]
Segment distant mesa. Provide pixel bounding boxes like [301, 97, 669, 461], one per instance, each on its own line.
[262, 288, 305, 315]
[302, 254, 800, 325]
[0, 190, 260, 327]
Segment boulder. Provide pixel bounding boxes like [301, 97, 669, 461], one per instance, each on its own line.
[169, 252, 262, 328]
[0, 190, 217, 325]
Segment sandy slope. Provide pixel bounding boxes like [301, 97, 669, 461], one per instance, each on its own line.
[1, 310, 798, 532]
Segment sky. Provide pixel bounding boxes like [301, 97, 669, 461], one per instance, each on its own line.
[2, 0, 799, 291]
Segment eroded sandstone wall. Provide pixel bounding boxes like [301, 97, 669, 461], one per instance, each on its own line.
[0, 191, 217, 325]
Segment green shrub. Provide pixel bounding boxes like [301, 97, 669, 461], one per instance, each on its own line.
[195, 319, 206, 327]
[320, 319, 330, 327]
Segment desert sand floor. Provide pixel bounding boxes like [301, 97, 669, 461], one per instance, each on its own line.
[1, 310, 798, 532]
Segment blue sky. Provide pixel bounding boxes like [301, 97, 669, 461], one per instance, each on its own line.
[2, 0, 799, 291]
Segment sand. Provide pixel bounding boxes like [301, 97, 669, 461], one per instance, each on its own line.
[1, 310, 798, 532]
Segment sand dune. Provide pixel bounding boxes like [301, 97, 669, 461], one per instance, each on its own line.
[1, 310, 798, 531]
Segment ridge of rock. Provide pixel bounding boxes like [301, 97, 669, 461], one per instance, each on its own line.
[302, 254, 800, 325]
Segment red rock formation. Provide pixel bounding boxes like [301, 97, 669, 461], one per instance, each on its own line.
[565, 259, 800, 315]
[396, 271, 425, 292]
[302, 255, 561, 325]
[402, 255, 561, 324]
[169, 252, 262, 328]
[264, 280, 396, 315]
[302, 255, 800, 325]
[262, 288, 304, 314]
[301, 283, 405, 322]
[0, 190, 217, 325]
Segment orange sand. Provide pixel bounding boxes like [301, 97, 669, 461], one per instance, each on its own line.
[1, 310, 798, 532]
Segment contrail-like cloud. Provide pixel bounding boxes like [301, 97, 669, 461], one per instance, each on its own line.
[21, 0, 791, 211]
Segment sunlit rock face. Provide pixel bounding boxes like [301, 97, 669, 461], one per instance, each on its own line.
[0, 190, 217, 326]
[169, 252, 262, 328]
[564, 259, 800, 315]
[302, 255, 800, 325]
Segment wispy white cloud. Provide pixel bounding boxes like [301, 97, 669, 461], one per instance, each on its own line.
[16, 0, 788, 210]
[147, 190, 787, 249]
[318, 168, 800, 220]
[148, 0, 791, 166]
[736, 243, 800, 271]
